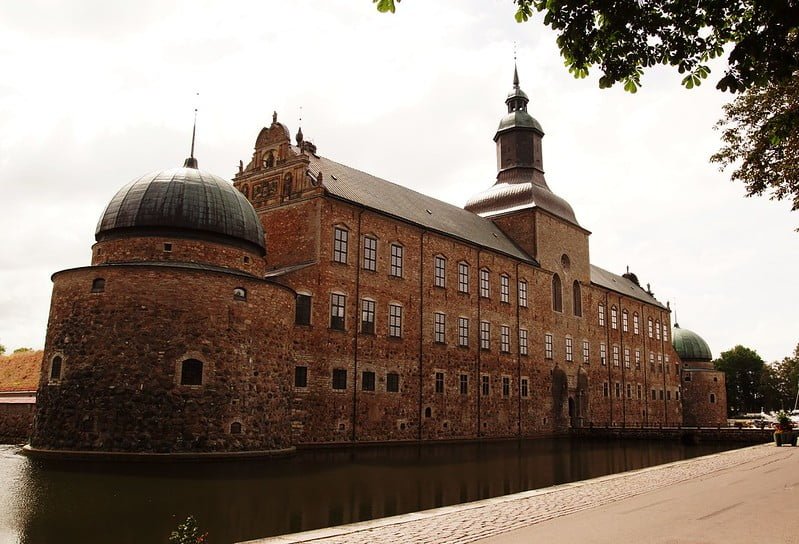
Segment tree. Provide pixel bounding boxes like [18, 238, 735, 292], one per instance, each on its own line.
[772, 343, 799, 409]
[713, 345, 766, 415]
[711, 76, 799, 218]
[12, 347, 32, 354]
[0, 344, 5, 356]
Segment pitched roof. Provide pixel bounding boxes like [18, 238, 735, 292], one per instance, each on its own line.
[302, 152, 537, 264]
[0, 350, 42, 392]
[590, 265, 667, 309]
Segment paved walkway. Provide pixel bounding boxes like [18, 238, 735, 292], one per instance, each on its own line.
[244, 443, 798, 544]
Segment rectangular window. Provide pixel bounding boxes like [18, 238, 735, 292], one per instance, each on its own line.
[480, 321, 491, 350]
[295, 294, 312, 325]
[582, 340, 590, 364]
[386, 372, 400, 392]
[389, 304, 402, 337]
[362, 236, 377, 271]
[649, 352, 655, 367]
[519, 329, 528, 356]
[332, 368, 347, 390]
[624, 347, 630, 369]
[362, 370, 376, 391]
[612, 345, 620, 367]
[434, 312, 446, 343]
[434, 256, 446, 287]
[635, 349, 641, 369]
[603, 382, 609, 397]
[626, 383, 632, 399]
[502, 376, 510, 397]
[500, 275, 509, 303]
[544, 333, 553, 359]
[458, 262, 469, 293]
[500, 325, 510, 353]
[611, 307, 618, 329]
[659, 389, 664, 400]
[518, 280, 528, 307]
[651, 388, 657, 400]
[663, 324, 669, 342]
[615, 382, 621, 399]
[330, 293, 346, 330]
[361, 299, 375, 334]
[294, 366, 308, 388]
[435, 372, 444, 394]
[481, 375, 490, 396]
[648, 319, 654, 338]
[390, 244, 403, 277]
[622, 311, 628, 332]
[655, 321, 661, 340]
[479, 269, 490, 298]
[521, 378, 529, 398]
[658, 353, 663, 373]
[565, 337, 573, 362]
[333, 227, 348, 264]
[637, 384, 642, 400]
[598, 304, 606, 326]
[600, 343, 607, 366]
[634, 314, 640, 335]
[459, 374, 468, 395]
[458, 317, 469, 347]
[667, 389, 671, 400]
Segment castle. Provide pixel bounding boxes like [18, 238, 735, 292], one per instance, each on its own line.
[28, 69, 726, 455]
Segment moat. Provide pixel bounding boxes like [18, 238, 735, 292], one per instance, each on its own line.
[0, 439, 740, 544]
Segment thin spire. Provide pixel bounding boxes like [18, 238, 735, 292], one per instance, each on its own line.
[513, 42, 519, 87]
[296, 105, 304, 145]
[183, 93, 199, 169]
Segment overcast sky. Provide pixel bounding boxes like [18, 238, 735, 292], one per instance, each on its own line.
[0, 1, 796, 363]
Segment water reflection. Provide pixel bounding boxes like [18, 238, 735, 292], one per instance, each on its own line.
[1, 439, 737, 544]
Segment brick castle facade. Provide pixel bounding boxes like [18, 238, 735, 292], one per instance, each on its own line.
[28, 70, 726, 455]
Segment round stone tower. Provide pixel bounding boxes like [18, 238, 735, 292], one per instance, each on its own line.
[30, 156, 296, 456]
[673, 324, 727, 427]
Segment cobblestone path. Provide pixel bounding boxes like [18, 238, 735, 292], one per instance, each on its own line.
[246, 444, 775, 544]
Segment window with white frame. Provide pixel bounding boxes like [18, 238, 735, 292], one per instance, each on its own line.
[502, 376, 510, 397]
[565, 337, 573, 362]
[389, 304, 402, 337]
[663, 323, 669, 341]
[434, 312, 446, 343]
[598, 303, 606, 326]
[633, 313, 640, 335]
[481, 375, 490, 396]
[655, 320, 661, 340]
[518, 280, 528, 307]
[458, 317, 469, 347]
[544, 333, 553, 359]
[611, 306, 618, 329]
[649, 351, 655, 367]
[521, 378, 529, 398]
[500, 325, 510, 353]
[582, 340, 590, 363]
[390, 244, 403, 277]
[361, 298, 375, 334]
[479, 268, 490, 298]
[600, 343, 607, 365]
[363, 236, 377, 271]
[434, 255, 446, 287]
[519, 329, 528, 356]
[330, 293, 346, 330]
[333, 227, 348, 263]
[648, 317, 653, 338]
[624, 347, 630, 369]
[458, 262, 469, 293]
[480, 321, 491, 350]
[500, 275, 510, 303]
[622, 309, 629, 332]
[635, 349, 641, 369]
[612, 345, 620, 366]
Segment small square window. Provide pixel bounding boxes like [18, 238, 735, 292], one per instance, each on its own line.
[362, 371, 376, 391]
[332, 368, 347, 390]
[163, 243, 172, 252]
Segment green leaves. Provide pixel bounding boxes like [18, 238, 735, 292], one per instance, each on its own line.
[373, 0, 398, 14]
[681, 65, 710, 89]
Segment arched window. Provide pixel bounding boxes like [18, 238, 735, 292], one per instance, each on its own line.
[710, 393, 716, 404]
[91, 278, 105, 293]
[552, 274, 563, 312]
[230, 422, 242, 434]
[233, 287, 247, 301]
[611, 306, 618, 329]
[180, 359, 204, 386]
[424, 407, 432, 418]
[50, 356, 62, 381]
[572, 281, 582, 316]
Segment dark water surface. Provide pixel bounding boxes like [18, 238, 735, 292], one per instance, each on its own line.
[0, 439, 739, 544]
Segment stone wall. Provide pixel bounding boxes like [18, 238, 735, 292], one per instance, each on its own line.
[682, 368, 727, 427]
[0, 400, 35, 443]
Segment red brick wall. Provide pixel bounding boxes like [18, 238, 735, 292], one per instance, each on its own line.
[681, 368, 727, 426]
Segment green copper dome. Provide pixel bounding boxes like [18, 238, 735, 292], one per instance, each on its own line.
[672, 324, 713, 362]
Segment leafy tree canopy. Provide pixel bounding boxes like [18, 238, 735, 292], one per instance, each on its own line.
[713, 345, 766, 415]
[12, 347, 33, 354]
[374, 0, 799, 93]
[0, 344, 5, 356]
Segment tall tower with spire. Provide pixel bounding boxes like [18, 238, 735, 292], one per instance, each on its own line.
[465, 66, 591, 285]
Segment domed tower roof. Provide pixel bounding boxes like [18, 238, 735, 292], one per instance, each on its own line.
[672, 324, 713, 362]
[95, 161, 265, 253]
